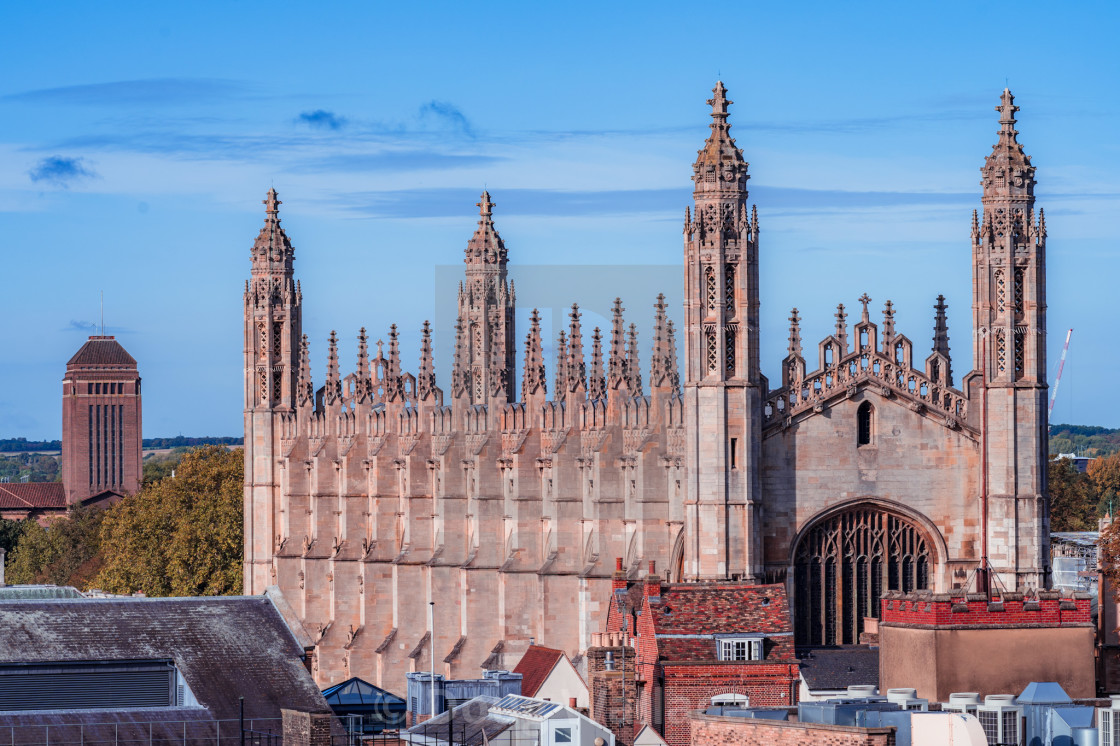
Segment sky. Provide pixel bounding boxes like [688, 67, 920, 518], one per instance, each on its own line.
[1, 1, 1118, 440]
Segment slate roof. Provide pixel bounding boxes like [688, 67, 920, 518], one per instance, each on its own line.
[512, 645, 565, 697]
[644, 583, 795, 662]
[67, 336, 136, 367]
[0, 482, 66, 510]
[0, 596, 330, 722]
[0, 585, 84, 600]
[797, 646, 880, 691]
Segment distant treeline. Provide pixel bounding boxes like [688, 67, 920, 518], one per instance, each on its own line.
[1050, 424, 1120, 458]
[0, 436, 243, 453]
[143, 436, 243, 449]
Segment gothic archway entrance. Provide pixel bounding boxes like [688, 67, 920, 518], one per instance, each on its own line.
[793, 505, 932, 646]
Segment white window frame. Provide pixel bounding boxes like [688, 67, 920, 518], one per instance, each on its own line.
[717, 637, 763, 661]
[711, 693, 749, 707]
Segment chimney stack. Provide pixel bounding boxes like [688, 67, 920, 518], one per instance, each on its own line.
[644, 560, 660, 598]
[612, 557, 627, 591]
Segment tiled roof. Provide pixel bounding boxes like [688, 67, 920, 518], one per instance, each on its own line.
[513, 645, 565, 697]
[67, 336, 136, 367]
[649, 583, 792, 637]
[797, 646, 880, 691]
[0, 482, 66, 510]
[0, 596, 329, 722]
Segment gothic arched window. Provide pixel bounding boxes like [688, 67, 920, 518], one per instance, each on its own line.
[857, 402, 873, 446]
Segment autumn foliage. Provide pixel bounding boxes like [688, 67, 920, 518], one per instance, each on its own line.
[4, 446, 243, 596]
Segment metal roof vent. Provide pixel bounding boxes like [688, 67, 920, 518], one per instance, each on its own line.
[977, 695, 1022, 746]
[846, 685, 878, 698]
[942, 692, 982, 716]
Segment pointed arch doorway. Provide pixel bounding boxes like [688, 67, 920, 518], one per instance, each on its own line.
[793, 504, 936, 646]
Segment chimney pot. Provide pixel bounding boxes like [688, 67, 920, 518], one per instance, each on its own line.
[649, 560, 656, 574]
[569, 698, 578, 707]
[615, 557, 623, 572]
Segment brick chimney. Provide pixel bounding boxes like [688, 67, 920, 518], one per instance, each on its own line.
[644, 560, 660, 598]
[612, 557, 627, 591]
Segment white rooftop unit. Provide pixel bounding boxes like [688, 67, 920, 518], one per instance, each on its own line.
[942, 692, 981, 717]
[845, 685, 879, 698]
[1098, 695, 1120, 746]
[977, 695, 1023, 746]
[885, 687, 929, 712]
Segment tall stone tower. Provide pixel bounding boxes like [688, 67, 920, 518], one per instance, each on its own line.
[61, 336, 142, 503]
[683, 82, 763, 581]
[970, 89, 1049, 588]
[455, 191, 516, 406]
[243, 188, 302, 592]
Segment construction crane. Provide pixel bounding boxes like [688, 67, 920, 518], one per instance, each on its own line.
[1048, 328, 1073, 433]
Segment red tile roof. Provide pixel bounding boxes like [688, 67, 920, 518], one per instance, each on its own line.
[649, 583, 792, 637]
[67, 336, 136, 367]
[512, 645, 566, 697]
[0, 482, 66, 510]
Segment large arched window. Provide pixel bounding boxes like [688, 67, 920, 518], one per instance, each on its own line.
[794, 506, 931, 646]
[857, 401, 873, 446]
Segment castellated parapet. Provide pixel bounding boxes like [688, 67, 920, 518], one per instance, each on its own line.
[244, 86, 1050, 690]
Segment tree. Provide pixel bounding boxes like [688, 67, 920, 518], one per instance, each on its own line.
[1048, 457, 1098, 531]
[1090, 453, 1120, 506]
[4, 507, 106, 588]
[0, 518, 24, 555]
[97, 446, 243, 597]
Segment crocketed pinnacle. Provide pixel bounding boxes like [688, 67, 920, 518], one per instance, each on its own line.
[522, 309, 546, 398]
[554, 330, 569, 400]
[355, 327, 371, 403]
[608, 298, 626, 389]
[835, 304, 848, 353]
[325, 331, 341, 405]
[567, 304, 586, 394]
[465, 190, 507, 266]
[650, 294, 672, 389]
[982, 88, 1035, 200]
[385, 324, 403, 401]
[881, 301, 896, 354]
[418, 320, 436, 401]
[626, 323, 642, 395]
[451, 317, 468, 399]
[787, 308, 802, 359]
[588, 327, 606, 401]
[297, 334, 313, 405]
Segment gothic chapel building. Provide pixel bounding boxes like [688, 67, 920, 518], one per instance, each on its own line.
[244, 84, 1049, 686]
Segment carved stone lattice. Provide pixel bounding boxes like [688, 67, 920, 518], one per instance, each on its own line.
[1014, 267, 1024, 315]
[704, 265, 718, 315]
[724, 264, 736, 314]
[996, 329, 1007, 373]
[995, 269, 1006, 311]
[273, 322, 283, 357]
[704, 326, 717, 375]
[794, 507, 930, 646]
[1014, 331, 1025, 377]
[725, 325, 737, 377]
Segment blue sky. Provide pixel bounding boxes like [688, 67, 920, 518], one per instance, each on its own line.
[1, 1, 1117, 439]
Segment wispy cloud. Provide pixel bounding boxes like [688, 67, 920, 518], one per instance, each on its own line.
[290, 150, 505, 174]
[28, 156, 97, 187]
[66, 320, 97, 333]
[419, 100, 474, 137]
[4, 78, 248, 107]
[334, 185, 981, 219]
[297, 109, 346, 130]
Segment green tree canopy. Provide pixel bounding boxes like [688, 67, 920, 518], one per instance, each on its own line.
[97, 445, 243, 596]
[1049, 457, 1099, 531]
[5, 507, 105, 588]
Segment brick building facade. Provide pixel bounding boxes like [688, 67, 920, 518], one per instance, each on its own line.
[597, 563, 798, 746]
[242, 85, 1051, 691]
[61, 335, 143, 504]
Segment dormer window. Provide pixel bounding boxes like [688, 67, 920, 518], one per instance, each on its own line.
[717, 637, 763, 661]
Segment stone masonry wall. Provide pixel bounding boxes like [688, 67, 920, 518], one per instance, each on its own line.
[690, 710, 895, 746]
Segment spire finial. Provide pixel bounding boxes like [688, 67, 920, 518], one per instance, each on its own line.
[998, 88, 1019, 130]
[708, 81, 730, 121]
[418, 320, 436, 401]
[835, 303, 849, 353]
[477, 191, 494, 219]
[264, 188, 280, 218]
[588, 327, 606, 401]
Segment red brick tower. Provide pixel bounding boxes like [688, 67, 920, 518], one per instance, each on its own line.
[61, 336, 143, 504]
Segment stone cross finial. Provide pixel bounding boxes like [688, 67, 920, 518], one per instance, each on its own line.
[858, 293, 872, 323]
[997, 88, 1019, 128]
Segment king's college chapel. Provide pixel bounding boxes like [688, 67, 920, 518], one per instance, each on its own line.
[243, 84, 1049, 687]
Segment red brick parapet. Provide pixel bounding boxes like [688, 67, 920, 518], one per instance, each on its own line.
[880, 589, 1092, 629]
